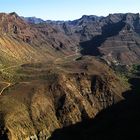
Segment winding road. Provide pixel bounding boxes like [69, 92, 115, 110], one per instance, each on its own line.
[0, 82, 11, 95]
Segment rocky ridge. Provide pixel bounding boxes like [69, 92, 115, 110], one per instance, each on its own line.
[0, 12, 78, 67]
[0, 57, 127, 140]
[44, 13, 140, 65]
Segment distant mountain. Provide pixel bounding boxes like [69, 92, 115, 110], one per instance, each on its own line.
[23, 17, 45, 24]
[24, 17, 66, 25]
[68, 15, 103, 26]
[0, 12, 78, 65]
[1, 13, 140, 66]
[46, 13, 140, 65]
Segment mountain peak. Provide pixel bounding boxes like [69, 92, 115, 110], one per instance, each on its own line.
[80, 15, 102, 21]
[9, 12, 19, 17]
[24, 17, 45, 24]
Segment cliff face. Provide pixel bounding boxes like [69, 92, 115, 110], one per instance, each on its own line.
[1, 12, 140, 66]
[47, 13, 140, 65]
[0, 12, 78, 67]
[0, 57, 126, 140]
[49, 66, 140, 140]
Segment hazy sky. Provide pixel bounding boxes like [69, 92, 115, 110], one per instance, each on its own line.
[0, 0, 140, 20]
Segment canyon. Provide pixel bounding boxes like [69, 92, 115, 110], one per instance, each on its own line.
[0, 12, 140, 139]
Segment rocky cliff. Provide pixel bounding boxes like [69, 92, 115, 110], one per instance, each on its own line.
[0, 12, 78, 67]
[0, 57, 127, 140]
[46, 13, 140, 65]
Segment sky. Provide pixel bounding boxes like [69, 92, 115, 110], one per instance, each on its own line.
[0, 0, 140, 20]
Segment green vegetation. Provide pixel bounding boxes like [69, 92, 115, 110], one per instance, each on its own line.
[0, 62, 60, 84]
[112, 65, 129, 85]
[112, 64, 140, 90]
[0, 65, 21, 82]
[131, 64, 140, 73]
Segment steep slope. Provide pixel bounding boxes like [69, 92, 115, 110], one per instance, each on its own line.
[0, 12, 55, 66]
[0, 12, 78, 67]
[81, 14, 140, 65]
[0, 57, 127, 140]
[33, 23, 79, 55]
[47, 13, 140, 65]
[98, 13, 140, 65]
[49, 67, 140, 140]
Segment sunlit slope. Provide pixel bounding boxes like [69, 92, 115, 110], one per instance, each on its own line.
[0, 35, 55, 65]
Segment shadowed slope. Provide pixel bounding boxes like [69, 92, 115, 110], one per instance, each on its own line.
[49, 70, 140, 140]
[80, 21, 126, 56]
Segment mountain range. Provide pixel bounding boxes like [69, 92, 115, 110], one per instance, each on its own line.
[1, 12, 140, 66]
[0, 12, 140, 140]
